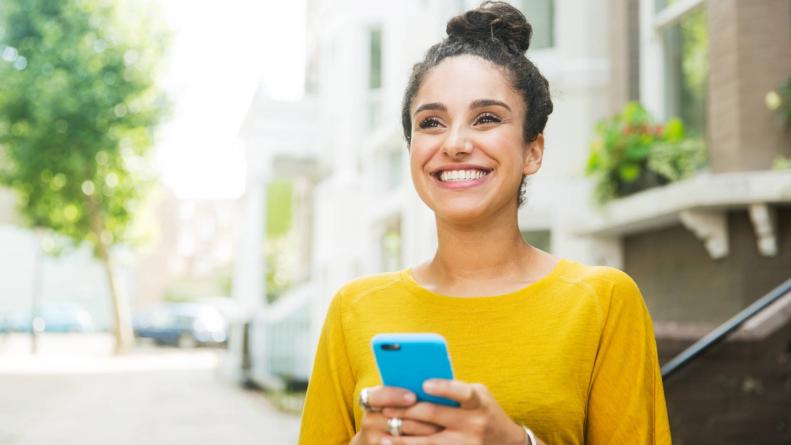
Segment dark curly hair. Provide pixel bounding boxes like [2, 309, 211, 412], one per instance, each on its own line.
[401, 1, 553, 206]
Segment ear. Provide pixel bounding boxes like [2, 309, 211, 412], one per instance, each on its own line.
[522, 133, 545, 176]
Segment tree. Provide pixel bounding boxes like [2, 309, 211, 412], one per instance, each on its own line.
[0, 0, 168, 352]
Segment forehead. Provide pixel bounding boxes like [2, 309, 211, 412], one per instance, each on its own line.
[412, 55, 522, 113]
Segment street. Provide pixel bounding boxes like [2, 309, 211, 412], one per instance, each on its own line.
[0, 334, 301, 445]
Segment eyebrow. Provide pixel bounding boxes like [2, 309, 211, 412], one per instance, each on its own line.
[412, 99, 511, 117]
[470, 99, 511, 112]
[413, 102, 446, 116]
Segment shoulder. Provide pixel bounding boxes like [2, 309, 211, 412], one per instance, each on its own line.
[554, 259, 645, 314]
[330, 270, 405, 309]
[555, 259, 639, 293]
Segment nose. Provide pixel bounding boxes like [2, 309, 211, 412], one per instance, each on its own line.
[442, 124, 473, 159]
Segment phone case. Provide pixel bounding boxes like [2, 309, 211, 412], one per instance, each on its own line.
[371, 333, 459, 407]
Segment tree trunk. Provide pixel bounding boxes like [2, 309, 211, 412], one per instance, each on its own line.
[96, 231, 134, 353]
[88, 197, 134, 353]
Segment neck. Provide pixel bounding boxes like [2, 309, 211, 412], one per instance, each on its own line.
[429, 206, 533, 283]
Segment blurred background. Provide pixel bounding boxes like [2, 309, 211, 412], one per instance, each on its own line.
[0, 0, 789, 444]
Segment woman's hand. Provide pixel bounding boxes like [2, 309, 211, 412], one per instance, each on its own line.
[379, 379, 537, 445]
[351, 386, 443, 445]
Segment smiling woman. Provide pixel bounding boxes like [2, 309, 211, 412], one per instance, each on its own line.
[299, 2, 671, 445]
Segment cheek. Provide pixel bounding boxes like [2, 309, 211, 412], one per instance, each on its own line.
[480, 133, 527, 174]
[407, 140, 435, 176]
[407, 144, 436, 203]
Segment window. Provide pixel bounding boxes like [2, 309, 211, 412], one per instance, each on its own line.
[518, 0, 554, 49]
[384, 148, 404, 192]
[380, 218, 402, 272]
[367, 26, 383, 129]
[640, 0, 707, 136]
[372, 148, 404, 194]
[661, 5, 707, 137]
[368, 27, 382, 90]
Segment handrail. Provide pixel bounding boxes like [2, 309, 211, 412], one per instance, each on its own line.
[661, 276, 791, 379]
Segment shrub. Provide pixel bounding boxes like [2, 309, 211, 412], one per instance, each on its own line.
[586, 102, 706, 203]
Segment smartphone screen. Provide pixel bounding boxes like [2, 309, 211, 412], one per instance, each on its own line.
[371, 333, 460, 407]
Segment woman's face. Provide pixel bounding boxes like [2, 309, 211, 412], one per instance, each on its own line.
[408, 55, 544, 224]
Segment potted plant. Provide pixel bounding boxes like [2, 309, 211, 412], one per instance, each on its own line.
[586, 102, 706, 203]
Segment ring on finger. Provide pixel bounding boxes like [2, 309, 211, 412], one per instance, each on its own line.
[387, 417, 404, 437]
[358, 388, 381, 413]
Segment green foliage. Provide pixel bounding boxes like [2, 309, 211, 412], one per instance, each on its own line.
[765, 76, 791, 131]
[0, 0, 168, 251]
[264, 180, 298, 302]
[266, 180, 293, 238]
[773, 157, 791, 170]
[265, 236, 296, 303]
[586, 102, 707, 204]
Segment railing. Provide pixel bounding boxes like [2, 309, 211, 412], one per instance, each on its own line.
[661, 276, 791, 379]
[264, 293, 312, 380]
[245, 283, 315, 389]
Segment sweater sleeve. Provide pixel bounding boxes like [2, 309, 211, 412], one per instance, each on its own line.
[584, 269, 672, 445]
[298, 290, 357, 445]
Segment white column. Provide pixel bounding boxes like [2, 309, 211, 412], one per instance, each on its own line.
[232, 179, 266, 316]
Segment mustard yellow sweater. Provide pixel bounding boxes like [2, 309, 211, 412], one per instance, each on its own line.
[299, 259, 671, 444]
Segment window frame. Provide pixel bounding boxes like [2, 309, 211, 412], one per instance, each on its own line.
[639, 0, 704, 120]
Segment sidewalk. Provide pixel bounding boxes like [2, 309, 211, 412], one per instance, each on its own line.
[0, 333, 219, 374]
[0, 334, 301, 445]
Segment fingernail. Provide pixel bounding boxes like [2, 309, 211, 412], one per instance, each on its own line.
[381, 439, 393, 445]
[423, 380, 437, 392]
[403, 392, 415, 402]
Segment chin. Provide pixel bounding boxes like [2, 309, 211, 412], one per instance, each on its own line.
[433, 201, 492, 225]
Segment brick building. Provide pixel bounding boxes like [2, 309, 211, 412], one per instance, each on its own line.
[603, 1, 791, 442]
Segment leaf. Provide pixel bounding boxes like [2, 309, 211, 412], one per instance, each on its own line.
[664, 118, 685, 142]
[618, 163, 641, 183]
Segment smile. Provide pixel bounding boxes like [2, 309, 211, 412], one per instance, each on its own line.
[437, 169, 490, 182]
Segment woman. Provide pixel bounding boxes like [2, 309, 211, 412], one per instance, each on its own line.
[299, 2, 671, 444]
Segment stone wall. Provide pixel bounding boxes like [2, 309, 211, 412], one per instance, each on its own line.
[624, 207, 791, 324]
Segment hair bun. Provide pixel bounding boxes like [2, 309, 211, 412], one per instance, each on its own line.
[446, 1, 532, 54]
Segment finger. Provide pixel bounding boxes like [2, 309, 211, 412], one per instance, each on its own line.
[360, 430, 386, 445]
[423, 379, 483, 410]
[385, 430, 464, 445]
[362, 386, 417, 411]
[382, 402, 462, 430]
[384, 417, 442, 436]
[363, 412, 441, 438]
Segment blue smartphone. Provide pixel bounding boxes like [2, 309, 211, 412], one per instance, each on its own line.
[371, 333, 460, 407]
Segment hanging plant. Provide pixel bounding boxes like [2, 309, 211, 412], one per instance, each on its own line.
[586, 102, 707, 204]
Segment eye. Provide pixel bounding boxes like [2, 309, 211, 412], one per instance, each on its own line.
[474, 112, 501, 125]
[418, 117, 443, 129]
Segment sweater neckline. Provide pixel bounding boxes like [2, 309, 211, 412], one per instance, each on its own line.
[399, 258, 569, 305]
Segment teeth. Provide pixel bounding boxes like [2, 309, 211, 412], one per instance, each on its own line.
[438, 169, 489, 182]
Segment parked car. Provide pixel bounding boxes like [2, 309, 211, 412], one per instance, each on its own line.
[133, 303, 228, 348]
[3, 305, 95, 333]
